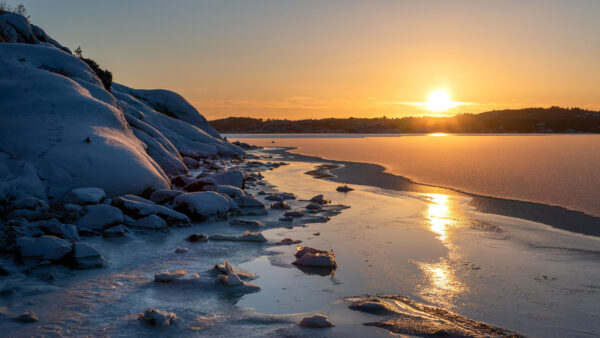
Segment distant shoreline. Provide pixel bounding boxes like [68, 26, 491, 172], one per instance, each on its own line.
[210, 107, 600, 134]
[262, 146, 600, 238]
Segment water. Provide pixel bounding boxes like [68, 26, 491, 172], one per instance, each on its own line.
[229, 134, 600, 217]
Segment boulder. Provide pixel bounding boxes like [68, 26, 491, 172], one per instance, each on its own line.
[200, 170, 245, 189]
[13, 312, 39, 323]
[149, 189, 183, 204]
[293, 247, 337, 268]
[71, 242, 104, 269]
[11, 196, 49, 212]
[132, 215, 168, 232]
[182, 156, 199, 168]
[233, 196, 264, 209]
[103, 224, 132, 238]
[305, 202, 323, 211]
[65, 187, 106, 205]
[18, 235, 72, 261]
[203, 184, 244, 198]
[172, 192, 231, 220]
[297, 314, 334, 328]
[37, 219, 79, 241]
[76, 205, 124, 231]
[270, 201, 291, 210]
[138, 308, 177, 327]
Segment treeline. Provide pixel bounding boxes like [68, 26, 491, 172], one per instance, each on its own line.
[210, 107, 600, 133]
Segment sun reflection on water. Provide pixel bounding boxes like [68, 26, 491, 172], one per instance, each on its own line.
[417, 193, 465, 308]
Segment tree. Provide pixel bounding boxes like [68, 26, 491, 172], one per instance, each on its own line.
[74, 46, 83, 58]
[14, 4, 30, 21]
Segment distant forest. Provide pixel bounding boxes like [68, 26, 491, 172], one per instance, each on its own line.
[210, 107, 600, 134]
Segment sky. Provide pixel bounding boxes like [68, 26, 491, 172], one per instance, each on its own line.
[10, 0, 600, 120]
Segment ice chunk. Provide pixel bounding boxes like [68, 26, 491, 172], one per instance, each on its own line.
[138, 308, 177, 327]
[209, 231, 267, 242]
[297, 314, 334, 328]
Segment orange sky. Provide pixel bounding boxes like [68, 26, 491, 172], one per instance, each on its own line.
[18, 0, 600, 119]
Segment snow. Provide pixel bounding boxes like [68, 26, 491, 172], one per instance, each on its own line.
[297, 314, 334, 328]
[76, 205, 124, 231]
[65, 187, 106, 205]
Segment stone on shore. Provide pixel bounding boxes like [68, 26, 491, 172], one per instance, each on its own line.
[233, 195, 265, 208]
[336, 185, 354, 192]
[103, 224, 132, 238]
[138, 308, 177, 327]
[270, 201, 291, 210]
[18, 235, 72, 261]
[149, 189, 184, 205]
[76, 205, 124, 231]
[229, 219, 264, 227]
[172, 192, 231, 220]
[71, 242, 104, 269]
[293, 246, 337, 268]
[186, 233, 208, 242]
[13, 312, 39, 323]
[297, 314, 334, 328]
[132, 215, 168, 232]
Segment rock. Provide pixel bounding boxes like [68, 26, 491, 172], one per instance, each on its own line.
[7, 209, 40, 220]
[274, 238, 302, 245]
[348, 298, 397, 315]
[297, 314, 334, 328]
[132, 215, 168, 232]
[278, 216, 294, 222]
[111, 195, 158, 218]
[209, 231, 267, 242]
[229, 219, 264, 227]
[14, 312, 39, 323]
[257, 191, 266, 195]
[172, 192, 231, 220]
[76, 205, 124, 231]
[11, 196, 49, 212]
[204, 185, 244, 198]
[65, 187, 106, 205]
[233, 195, 265, 209]
[138, 308, 177, 327]
[284, 210, 304, 217]
[310, 194, 329, 204]
[103, 224, 132, 238]
[305, 202, 323, 210]
[313, 232, 320, 236]
[185, 233, 208, 242]
[215, 260, 260, 292]
[171, 174, 196, 188]
[336, 185, 354, 192]
[63, 203, 83, 214]
[37, 218, 79, 241]
[293, 246, 337, 268]
[270, 201, 291, 210]
[0, 266, 9, 276]
[78, 228, 102, 237]
[149, 189, 183, 205]
[18, 235, 72, 261]
[202, 170, 245, 189]
[182, 156, 199, 168]
[71, 242, 104, 269]
[174, 247, 189, 254]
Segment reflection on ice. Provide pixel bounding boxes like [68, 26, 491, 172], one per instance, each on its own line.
[426, 193, 453, 242]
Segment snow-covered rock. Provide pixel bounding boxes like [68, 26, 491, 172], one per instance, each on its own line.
[111, 195, 189, 226]
[297, 314, 334, 328]
[36, 218, 79, 241]
[103, 224, 132, 238]
[203, 184, 244, 198]
[172, 192, 231, 220]
[293, 247, 337, 268]
[18, 235, 72, 261]
[76, 205, 124, 231]
[0, 13, 243, 206]
[149, 189, 183, 204]
[132, 214, 168, 232]
[265, 192, 295, 201]
[209, 231, 267, 242]
[138, 308, 177, 327]
[233, 196, 265, 209]
[71, 242, 104, 269]
[65, 187, 106, 205]
[192, 170, 245, 189]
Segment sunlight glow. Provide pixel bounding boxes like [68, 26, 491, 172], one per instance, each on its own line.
[426, 90, 458, 112]
[426, 194, 452, 241]
[428, 132, 448, 137]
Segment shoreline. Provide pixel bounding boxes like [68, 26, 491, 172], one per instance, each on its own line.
[264, 146, 600, 237]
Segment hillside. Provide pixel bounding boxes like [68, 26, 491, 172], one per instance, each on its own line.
[210, 107, 600, 134]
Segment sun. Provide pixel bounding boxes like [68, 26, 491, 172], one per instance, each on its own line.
[426, 90, 456, 112]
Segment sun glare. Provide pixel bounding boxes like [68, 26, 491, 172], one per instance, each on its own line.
[426, 90, 456, 112]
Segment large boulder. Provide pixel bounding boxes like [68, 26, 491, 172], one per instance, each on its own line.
[71, 242, 104, 269]
[172, 192, 231, 220]
[189, 170, 245, 190]
[132, 214, 168, 232]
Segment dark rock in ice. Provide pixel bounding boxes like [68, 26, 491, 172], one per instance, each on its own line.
[138, 308, 177, 327]
[284, 210, 304, 217]
[209, 231, 267, 242]
[229, 219, 264, 227]
[336, 185, 354, 192]
[174, 247, 189, 254]
[305, 202, 323, 211]
[186, 233, 208, 242]
[65, 187, 106, 205]
[13, 312, 39, 323]
[310, 194, 330, 205]
[274, 238, 302, 246]
[270, 201, 291, 210]
[233, 195, 265, 209]
[297, 314, 334, 328]
[257, 191, 266, 195]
